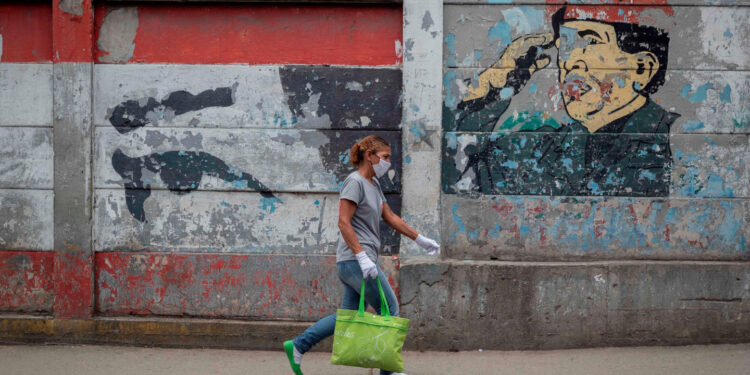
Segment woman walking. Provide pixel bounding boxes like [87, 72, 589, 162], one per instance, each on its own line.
[284, 135, 440, 375]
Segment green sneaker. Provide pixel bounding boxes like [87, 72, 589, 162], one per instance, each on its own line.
[283, 340, 303, 375]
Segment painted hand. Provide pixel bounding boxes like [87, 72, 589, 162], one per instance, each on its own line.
[415, 234, 440, 255]
[356, 252, 379, 279]
[463, 33, 554, 101]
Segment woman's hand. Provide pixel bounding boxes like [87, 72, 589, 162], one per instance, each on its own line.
[416, 234, 440, 255]
[356, 252, 378, 279]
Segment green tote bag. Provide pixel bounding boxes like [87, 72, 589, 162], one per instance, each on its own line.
[330, 278, 410, 372]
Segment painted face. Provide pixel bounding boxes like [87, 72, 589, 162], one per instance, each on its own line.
[557, 21, 656, 131]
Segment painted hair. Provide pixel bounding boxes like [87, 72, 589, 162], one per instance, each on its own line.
[350, 135, 390, 166]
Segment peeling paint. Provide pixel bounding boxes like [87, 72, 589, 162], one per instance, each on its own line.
[422, 11, 435, 31]
[97, 7, 138, 63]
[53, 249, 92, 318]
[92, 4, 402, 66]
[0, 252, 55, 312]
[443, 195, 747, 260]
[58, 0, 83, 16]
[94, 252, 397, 320]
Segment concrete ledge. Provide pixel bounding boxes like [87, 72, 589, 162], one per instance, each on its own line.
[0, 314, 331, 351]
[400, 260, 750, 351]
[3, 260, 748, 352]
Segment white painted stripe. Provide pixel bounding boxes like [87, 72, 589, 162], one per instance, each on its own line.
[0, 127, 53, 189]
[0, 189, 54, 251]
[94, 64, 289, 129]
[94, 127, 401, 192]
[93, 189, 339, 253]
[94, 64, 402, 130]
[0, 63, 53, 126]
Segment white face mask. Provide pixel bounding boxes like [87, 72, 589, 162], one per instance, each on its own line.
[372, 156, 391, 178]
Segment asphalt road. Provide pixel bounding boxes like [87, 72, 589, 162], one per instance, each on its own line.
[1, 343, 749, 375]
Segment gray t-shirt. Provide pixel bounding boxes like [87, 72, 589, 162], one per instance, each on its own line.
[336, 171, 386, 263]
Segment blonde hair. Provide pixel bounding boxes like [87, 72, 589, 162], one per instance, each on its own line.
[349, 135, 390, 166]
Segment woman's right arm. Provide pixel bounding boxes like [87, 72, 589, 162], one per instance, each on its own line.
[339, 198, 378, 279]
[338, 199, 364, 254]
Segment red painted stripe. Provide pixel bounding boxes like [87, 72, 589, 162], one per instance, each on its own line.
[54, 250, 93, 318]
[0, 251, 55, 312]
[53, 0, 93, 62]
[93, 4, 402, 65]
[94, 252, 399, 319]
[0, 3, 53, 62]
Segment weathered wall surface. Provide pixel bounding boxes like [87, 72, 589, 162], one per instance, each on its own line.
[1, 2, 404, 320]
[0, 3, 55, 314]
[89, 3, 403, 319]
[397, 0, 749, 350]
[401, 260, 750, 350]
[441, 3, 748, 256]
[1, 0, 748, 351]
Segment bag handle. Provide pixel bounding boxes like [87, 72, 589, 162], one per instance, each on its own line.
[358, 278, 391, 321]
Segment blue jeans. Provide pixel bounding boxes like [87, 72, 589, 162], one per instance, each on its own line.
[293, 260, 400, 375]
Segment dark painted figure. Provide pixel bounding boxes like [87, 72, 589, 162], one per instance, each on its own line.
[443, 5, 679, 197]
[112, 149, 276, 222]
[108, 87, 277, 221]
[279, 66, 402, 129]
[107, 69, 404, 248]
[109, 87, 235, 133]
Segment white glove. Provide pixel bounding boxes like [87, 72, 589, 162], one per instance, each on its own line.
[356, 252, 378, 279]
[416, 234, 440, 255]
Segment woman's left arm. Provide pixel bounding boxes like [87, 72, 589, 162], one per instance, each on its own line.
[382, 203, 440, 254]
[382, 203, 418, 240]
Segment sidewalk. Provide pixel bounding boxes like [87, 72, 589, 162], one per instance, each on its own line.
[1, 343, 749, 375]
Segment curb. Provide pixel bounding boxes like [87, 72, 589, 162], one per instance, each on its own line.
[0, 314, 332, 351]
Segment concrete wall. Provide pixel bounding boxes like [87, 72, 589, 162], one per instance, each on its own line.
[397, 0, 749, 350]
[1, 0, 748, 350]
[1, 1, 405, 320]
[0, 3, 55, 314]
[89, 4, 404, 319]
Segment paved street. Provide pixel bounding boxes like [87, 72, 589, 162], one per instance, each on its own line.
[1, 343, 749, 375]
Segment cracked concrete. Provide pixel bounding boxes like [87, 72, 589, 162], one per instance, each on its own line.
[399, 260, 750, 351]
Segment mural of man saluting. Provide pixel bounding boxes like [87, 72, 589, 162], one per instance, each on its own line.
[444, 3, 680, 197]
